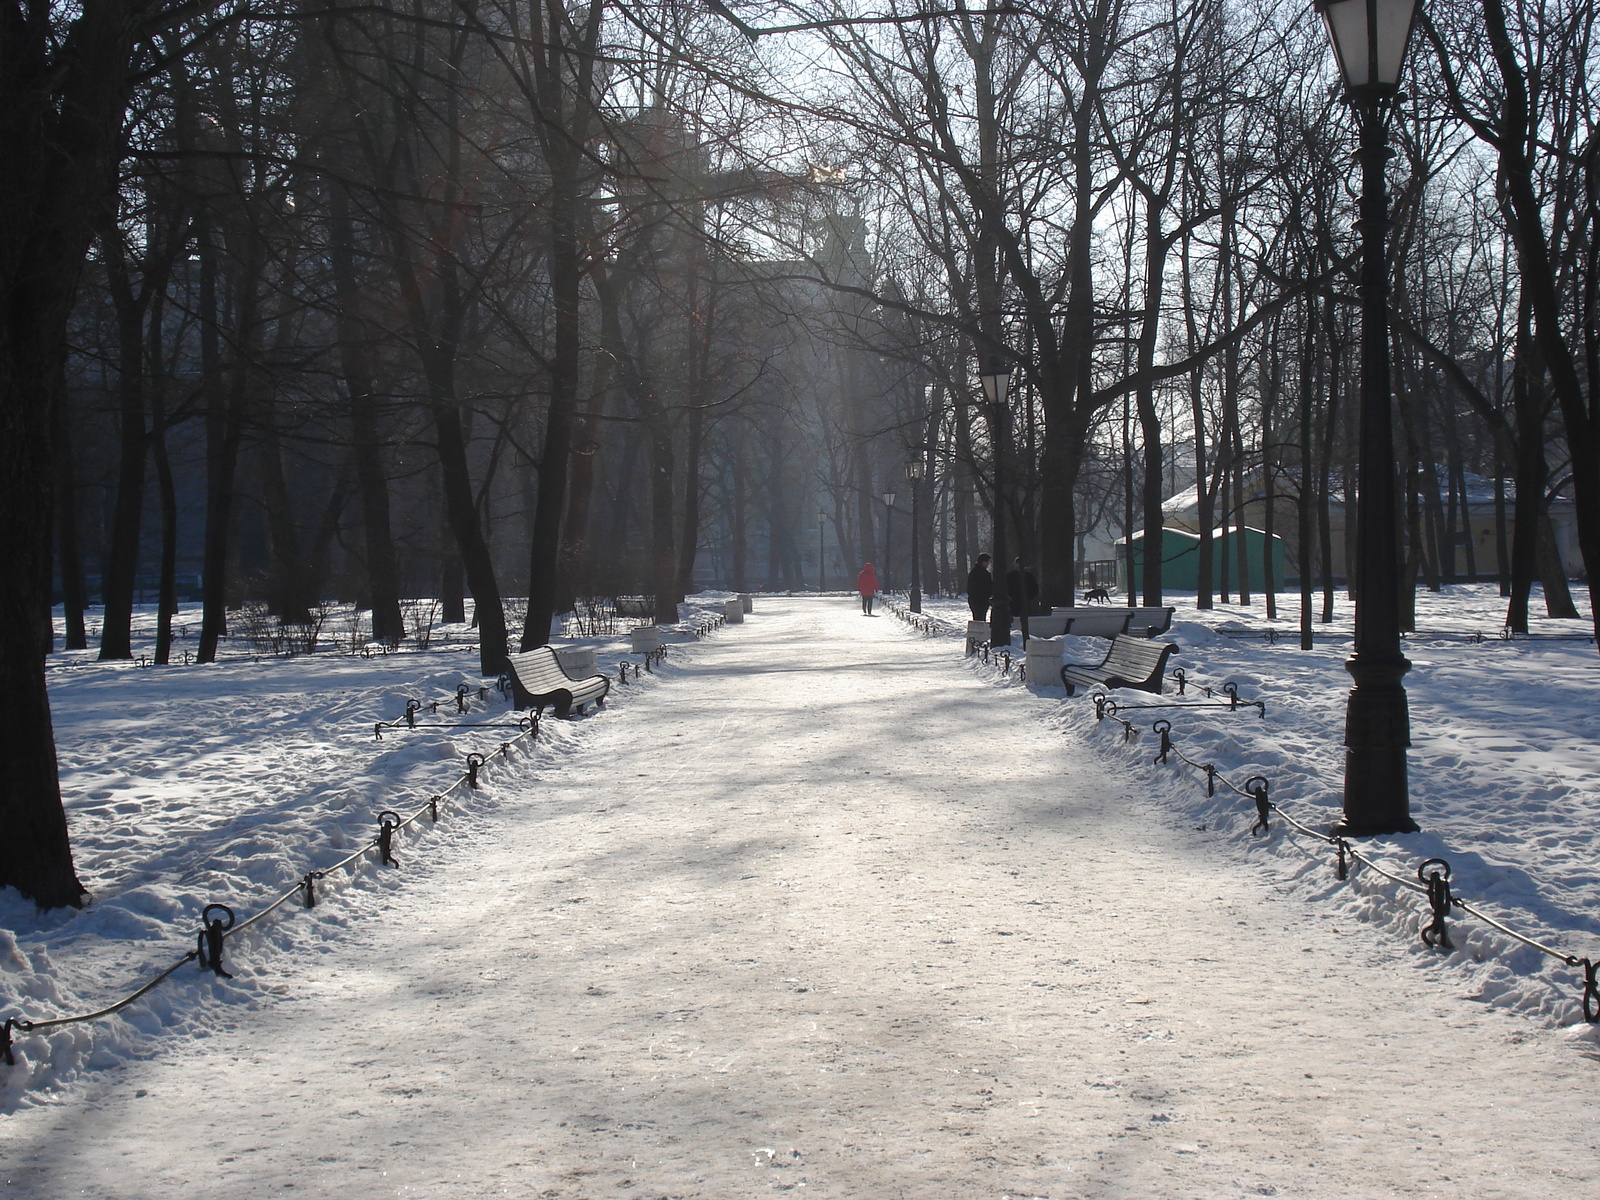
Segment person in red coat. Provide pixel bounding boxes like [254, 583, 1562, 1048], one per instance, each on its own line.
[856, 562, 879, 615]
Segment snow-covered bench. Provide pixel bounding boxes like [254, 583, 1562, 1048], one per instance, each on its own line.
[504, 646, 610, 717]
[1035, 605, 1175, 639]
[1026, 610, 1132, 638]
[1061, 634, 1177, 697]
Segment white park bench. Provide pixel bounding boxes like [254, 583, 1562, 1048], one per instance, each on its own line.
[504, 646, 611, 717]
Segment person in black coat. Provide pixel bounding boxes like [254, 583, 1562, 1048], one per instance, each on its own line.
[965, 554, 993, 620]
[1006, 557, 1039, 615]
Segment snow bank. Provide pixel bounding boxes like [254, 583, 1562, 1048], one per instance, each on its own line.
[928, 583, 1599, 1035]
[3, 598, 726, 1108]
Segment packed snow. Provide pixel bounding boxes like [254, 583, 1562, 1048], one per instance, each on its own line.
[2, 588, 1597, 1197]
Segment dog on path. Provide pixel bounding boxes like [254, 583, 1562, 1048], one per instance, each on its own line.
[1082, 586, 1111, 604]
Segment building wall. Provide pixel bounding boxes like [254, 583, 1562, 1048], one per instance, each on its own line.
[1118, 527, 1286, 593]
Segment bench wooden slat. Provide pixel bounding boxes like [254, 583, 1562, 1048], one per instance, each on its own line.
[1063, 611, 1132, 638]
[505, 646, 611, 716]
[1061, 634, 1177, 697]
[1045, 605, 1175, 638]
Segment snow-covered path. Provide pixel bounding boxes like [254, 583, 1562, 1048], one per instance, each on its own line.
[5, 597, 1596, 1198]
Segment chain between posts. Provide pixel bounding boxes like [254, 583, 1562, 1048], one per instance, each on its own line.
[1095, 690, 1264, 721]
[0, 722, 551, 1068]
[882, 602, 943, 637]
[6, 620, 706, 1064]
[1136, 711, 1597, 1020]
[1164, 672, 1266, 716]
[931, 602, 1600, 1021]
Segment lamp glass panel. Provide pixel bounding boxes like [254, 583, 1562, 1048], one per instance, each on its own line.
[1321, 0, 1372, 85]
[1374, 0, 1419, 86]
[979, 372, 1009, 405]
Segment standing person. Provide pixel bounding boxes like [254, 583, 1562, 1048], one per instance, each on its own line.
[856, 562, 879, 615]
[1006, 556, 1039, 616]
[965, 554, 993, 620]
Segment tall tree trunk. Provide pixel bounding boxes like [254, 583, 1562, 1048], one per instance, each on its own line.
[433, 397, 506, 670]
[1260, 335, 1279, 621]
[1217, 457, 1232, 603]
[556, 420, 598, 612]
[1299, 303, 1316, 648]
[1324, 295, 1348, 616]
[1218, 183, 1241, 604]
[1421, 455, 1447, 591]
[678, 401, 705, 599]
[0, 0, 141, 906]
[677, 247, 709, 599]
[329, 190, 404, 646]
[646, 399, 679, 623]
[1401, 457, 1421, 633]
[196, 216, 247, 665]
[257, 413, 312, 623]
[54, 392, 89, 651]
[730, 420, 749, 592]
[1135, 199, 1169, 608]
[305, 461, 352, 613]
[1536, 507, 1579, 618]
[151, 401, 180, 665]
[98, 243, 148, 660]
[1453, 458, 1478, 582]
[521, 183, 581, 643]
[1122, 393, 1136, 604]
[767, 433, 786, 588]
[520, 0, 602, 651]
[1505, 309, 1542, 633]
[441, 547, 466, 624]
[1191, 363, 1214, 609]
[1494, 439, 1511, 596]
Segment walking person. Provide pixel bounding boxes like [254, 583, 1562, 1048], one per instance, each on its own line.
[1006, 556, 1039, 615]
[856, 562, 879, 615]
[965, 554, 993, 620]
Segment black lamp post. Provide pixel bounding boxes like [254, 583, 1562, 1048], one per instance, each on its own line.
[906, 457, 926, 613]
[978, 359, 1012, 648]
[880, 491, 897, 594]
[1318, 0, 1422, 836]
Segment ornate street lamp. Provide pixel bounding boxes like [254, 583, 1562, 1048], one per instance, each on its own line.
[905, 457, 926, 613]
[1317, 0, 1422, 835]
[880, 491, 897, 594]
[978, 358, 1012, 648]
